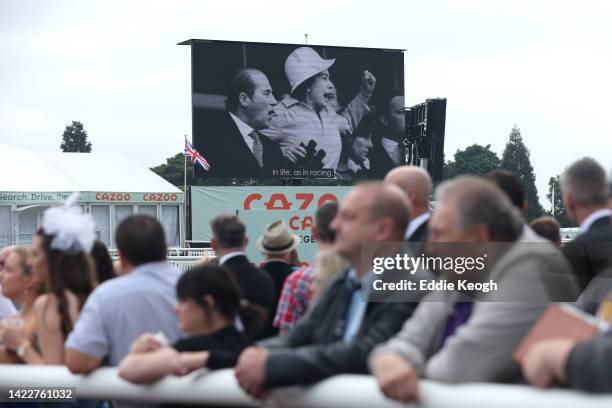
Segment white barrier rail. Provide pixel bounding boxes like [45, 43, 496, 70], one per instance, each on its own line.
[1, 365, 611, 407]
[109, 248, 216, 258]
[167, 256, 211, 271]
[109, 250, 217, 271]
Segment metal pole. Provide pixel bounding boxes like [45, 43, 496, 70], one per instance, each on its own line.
[184, 135, 188, 247]
[184, 135, 187, 194]
[552, 181, 555, 218]
[305, 34, 308, 44]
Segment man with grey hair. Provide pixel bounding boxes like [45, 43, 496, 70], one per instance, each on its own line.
[197, 68, 287, 177]
[370, 176, 578, 403]
[561, 157, 612, 291]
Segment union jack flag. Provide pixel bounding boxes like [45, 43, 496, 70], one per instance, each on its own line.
[184, 137, 210, 171]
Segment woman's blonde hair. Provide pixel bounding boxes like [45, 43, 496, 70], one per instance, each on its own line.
[312, 250, 349, 300]
[11, 246, 33, 276]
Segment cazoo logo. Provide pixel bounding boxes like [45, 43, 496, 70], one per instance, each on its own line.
[243, 193, 338, 211]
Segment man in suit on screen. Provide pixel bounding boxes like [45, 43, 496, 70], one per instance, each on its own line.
[370, 95, 405, 179]
[196, 68, 287, 177]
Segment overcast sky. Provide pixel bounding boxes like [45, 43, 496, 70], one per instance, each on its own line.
[1, 0, 611, 208]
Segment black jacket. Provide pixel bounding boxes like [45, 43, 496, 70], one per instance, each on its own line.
[261, 260, 296, 337]
[172, 326, 248, 369]
[407, 218, 429, 243]
[406, 219, 430, 264]
[566, 328, 612, 392]
[222, 255, 276, 340]
[193, 110, 288, 178]
[259, 269, 420, 387]
[562, 215, 612, 292]
[368, 136, 398, 179]
[261, 260, 295, 308]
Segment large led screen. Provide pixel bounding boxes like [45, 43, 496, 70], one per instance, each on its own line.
[187, 39, 405, 180]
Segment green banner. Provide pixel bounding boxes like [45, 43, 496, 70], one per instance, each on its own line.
[0, 191, 184, 205]
[191, 186, 352, 264]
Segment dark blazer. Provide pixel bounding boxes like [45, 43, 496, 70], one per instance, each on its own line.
[261, 260, 295, 307]
[368, 135, 398, 179]
[222, 255, 276, 340]
[406, 218, 429, 264]
[261, 260, 296, 337]
[259, 269, 421, 387]
[562, 215, 612, 292]
[194, 110, 288, 178]
[407, 218, 429, 243]
[566, 328, 612, 392]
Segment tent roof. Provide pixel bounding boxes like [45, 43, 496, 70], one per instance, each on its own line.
[0, 142, 180, 193]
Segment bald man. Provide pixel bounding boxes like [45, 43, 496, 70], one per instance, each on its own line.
[196, 68, 287, 177]
[385, 165, 432, 242]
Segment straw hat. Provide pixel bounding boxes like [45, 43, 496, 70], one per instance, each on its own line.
[285, 47, 335, 94]
[256, 220, 300, 255]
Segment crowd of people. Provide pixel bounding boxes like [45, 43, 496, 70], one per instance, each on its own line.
[0, 157, 611, 406]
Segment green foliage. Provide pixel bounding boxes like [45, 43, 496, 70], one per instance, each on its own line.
[60, 121, 92, 152]
[150, 153, 192, 187]
[501, 126, 543, 221]
[546, 175, 572, 227]
[443, 144, 501, 180]
[150, 153, 295, 187]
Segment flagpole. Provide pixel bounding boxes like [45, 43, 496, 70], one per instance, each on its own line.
[184, 135, 187, 194]
[183, 135, 188, 249]
[552, 181, 555, 218]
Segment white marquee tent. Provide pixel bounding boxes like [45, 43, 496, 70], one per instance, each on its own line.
[0, 143, 184, 249]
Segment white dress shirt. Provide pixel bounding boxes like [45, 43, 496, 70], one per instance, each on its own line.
[347, 157, 370, 173]
[229, 113, 256, 153]
[381, 137, 401, 166]
[343, 269, 368, 342]
[219, 250, 246, 265]
[405, 212, 430, 240]
[580, 209, 612, 233]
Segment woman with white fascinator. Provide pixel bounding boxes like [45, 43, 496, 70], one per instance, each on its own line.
[2, 194, 96, 365]
[264, 46, 376, 173]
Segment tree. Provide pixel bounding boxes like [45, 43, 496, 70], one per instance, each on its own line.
[501, 126, 543, 221]
[150, 153, 195, 187]
[547, 175, 572, 227]
[60, 121, 92, 152]
[443, 144, 501, 180]
[151, 153, 276, 187]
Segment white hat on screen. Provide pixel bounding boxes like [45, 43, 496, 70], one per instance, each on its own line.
[285, 47, 335, 94]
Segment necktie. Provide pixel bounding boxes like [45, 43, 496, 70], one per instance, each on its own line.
[434, 302, 473, 353]
[249, 131, 264, 167]
[332, 276, 362, 341]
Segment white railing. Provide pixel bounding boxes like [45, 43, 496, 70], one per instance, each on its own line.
[167, 256, 212, 271]
[560, 227, 580, 243]
[0, 365, 611, 407]
[108, 248, 216, 258]
[107, 249, 217, 271]
[168, 248, 216, 258]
